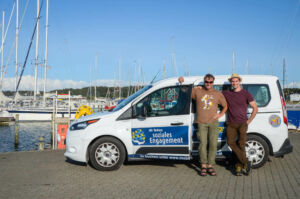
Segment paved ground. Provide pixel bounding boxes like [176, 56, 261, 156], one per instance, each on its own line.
[0, 133, 299, 199]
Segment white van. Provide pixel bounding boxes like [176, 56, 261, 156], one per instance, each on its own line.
[64, 75, 293, 171]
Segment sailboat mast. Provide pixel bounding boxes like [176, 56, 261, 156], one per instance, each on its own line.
[162, 60, 166, 79]
[138, 63, 141, 90]
[283, 57, 286, 89]
[127, 66, 131, 97]
[89, 64, 92, 101]
[34, 0, 40, 101]
[43, 0, 48, 105]
[184, 57, 187, 76]
[15, 0, 19, 91]
[119, 58, 121, 99]
[1, 11, 4, 91]
[134, 60, 137, 93]
[113, 66, 116, 99]
[94, 54, 98, 102]
[270, 64, 273, 75]
[232, 50, 235, 74]
[171, 37, 175, 76]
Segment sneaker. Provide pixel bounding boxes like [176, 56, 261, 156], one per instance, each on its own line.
[235, 164, 242, 176]
[243, 161, 252, 175]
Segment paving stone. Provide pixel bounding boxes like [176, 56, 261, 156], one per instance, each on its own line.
[0, 133, 299, 199]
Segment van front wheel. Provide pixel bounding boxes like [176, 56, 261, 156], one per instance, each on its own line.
[89, 137, 125, 171]
[246, 135, 269, 169]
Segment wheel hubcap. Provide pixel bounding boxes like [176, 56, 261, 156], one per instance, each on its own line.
[246, 140, 265, 165]
[95, 142, 120, 167]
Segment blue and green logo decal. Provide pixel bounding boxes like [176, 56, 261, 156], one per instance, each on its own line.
[132, 129, 146, 145]
[131, 126, 188, 146]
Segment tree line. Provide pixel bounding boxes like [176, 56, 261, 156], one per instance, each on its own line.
[3, 87, 299, 100]
[3, 86, 141, 100]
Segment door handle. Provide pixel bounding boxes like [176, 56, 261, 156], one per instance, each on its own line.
[170, 122, 184, 126]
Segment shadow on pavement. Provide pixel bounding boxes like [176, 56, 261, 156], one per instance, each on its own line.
[124, 159, 187, 168]
[123, 158, 235, 175]
[185, 158, 235, 176]
[65, 157, 87, 166]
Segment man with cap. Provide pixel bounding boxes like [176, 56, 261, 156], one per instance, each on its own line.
[222, 74, 258, 176]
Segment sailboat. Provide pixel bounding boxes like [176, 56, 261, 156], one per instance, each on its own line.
[1, 0, 77, 121]
[0, 93, 14, 123]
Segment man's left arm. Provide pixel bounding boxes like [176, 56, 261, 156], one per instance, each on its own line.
[247, 101, 258, 125]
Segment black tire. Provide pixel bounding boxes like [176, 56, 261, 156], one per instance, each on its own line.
[89, 137, 126, 171]
[246, 134, 269, 169]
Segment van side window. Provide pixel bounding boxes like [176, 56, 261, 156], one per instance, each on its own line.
[213, 84, 271, 107]
[133, 85, 192, 118]
[117, 107, 132, 120]
[213, 85, 231, 91]
[244, 84, 271, 107]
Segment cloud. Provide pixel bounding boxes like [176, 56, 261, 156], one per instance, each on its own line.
[287, 82, 300, 89]
[1, 75, 141, 91]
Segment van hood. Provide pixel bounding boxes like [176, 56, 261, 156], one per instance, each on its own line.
[72, 111, 113, 124]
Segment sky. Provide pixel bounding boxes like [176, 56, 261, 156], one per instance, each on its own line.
[1, 0, 300, 91]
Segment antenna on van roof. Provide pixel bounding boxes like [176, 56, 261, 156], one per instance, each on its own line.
[150, 69, 160, 84]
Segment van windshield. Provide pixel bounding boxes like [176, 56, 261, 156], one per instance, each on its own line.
[111, 85, 152, 112]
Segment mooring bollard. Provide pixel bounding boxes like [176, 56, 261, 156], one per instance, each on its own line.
[38, 137, 45, 151]
[14, 114, 19, 148]
[15, 114, 19, 122]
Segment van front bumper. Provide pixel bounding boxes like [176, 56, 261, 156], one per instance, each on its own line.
[64, 131, 89, 163]
[273, 138, 293, 157]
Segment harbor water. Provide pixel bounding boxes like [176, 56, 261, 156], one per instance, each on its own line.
[0, 122, 52, 152]
[288, 110, 300, 128]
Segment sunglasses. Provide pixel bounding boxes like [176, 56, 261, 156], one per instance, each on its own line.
[204, 81, 214, 84]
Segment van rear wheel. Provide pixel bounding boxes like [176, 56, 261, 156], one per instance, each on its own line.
[89, 137, 125, 171]
[246, 135, 269, 169]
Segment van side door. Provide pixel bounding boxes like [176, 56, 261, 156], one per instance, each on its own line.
[130, 85, 193, 160]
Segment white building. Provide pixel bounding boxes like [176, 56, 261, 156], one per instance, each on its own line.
[289, 93, 300, 102]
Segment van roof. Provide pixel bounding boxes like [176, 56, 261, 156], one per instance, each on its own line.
[152, 75, 279, 86]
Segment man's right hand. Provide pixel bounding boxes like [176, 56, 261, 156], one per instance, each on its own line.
[178, 77, 184, 84]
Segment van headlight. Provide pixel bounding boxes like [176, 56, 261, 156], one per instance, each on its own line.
[70, 119, 100, 131]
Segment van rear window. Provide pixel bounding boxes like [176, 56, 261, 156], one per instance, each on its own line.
[276, 80, 285, 99]
[213, 84, 271, 107]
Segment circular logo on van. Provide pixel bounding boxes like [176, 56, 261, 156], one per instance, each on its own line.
[269, 115, 281, 127]
[132, 129, 146, 145]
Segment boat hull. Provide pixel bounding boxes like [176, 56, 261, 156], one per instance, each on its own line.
[0, 117, 15, 122]
[8, 110, 76, 121]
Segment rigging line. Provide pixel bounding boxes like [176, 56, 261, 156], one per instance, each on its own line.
[269, 2, 299, 67]
[15, 0, 44, 93]
[0, 1, 15, 54]
[271, 1, 300, 66]
[281, 5, 300, 53]
[3, 40, 15, 76]
[19, 0, 31, 31]
[2, 0, 31, 78]
[4, 2, 15, 41]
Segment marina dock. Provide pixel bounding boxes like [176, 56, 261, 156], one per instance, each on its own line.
[0, 132, 299, 199]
